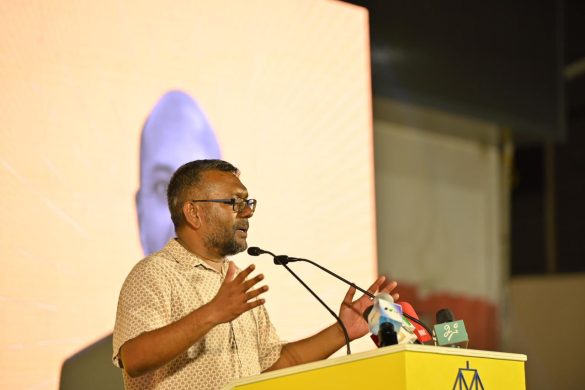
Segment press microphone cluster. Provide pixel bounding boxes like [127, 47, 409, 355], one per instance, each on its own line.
[247, 246, 468, 353]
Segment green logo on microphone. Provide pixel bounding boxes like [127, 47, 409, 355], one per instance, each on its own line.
[435, 320, 468, 346]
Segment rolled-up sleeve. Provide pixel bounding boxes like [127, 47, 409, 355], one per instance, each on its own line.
[112, 260, 172, 368]
[255, 305, 285, 371]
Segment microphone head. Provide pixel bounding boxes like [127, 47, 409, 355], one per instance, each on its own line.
[247, 247, 264, 256]
[436, 308, 455, 324]
[378, 322, 399, 347]
[366, 294, 403, 336]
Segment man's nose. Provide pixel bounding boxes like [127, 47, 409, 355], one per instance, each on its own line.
[237, 206, 254, 218]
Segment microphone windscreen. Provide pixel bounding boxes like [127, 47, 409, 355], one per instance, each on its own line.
[247, 247, 263, 256]
[436, 308, 455, 324]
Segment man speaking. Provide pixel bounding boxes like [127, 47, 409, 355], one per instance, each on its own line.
[113, 159, 398, 389]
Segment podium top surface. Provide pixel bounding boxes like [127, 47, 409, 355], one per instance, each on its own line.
[224, 344, 527, 389]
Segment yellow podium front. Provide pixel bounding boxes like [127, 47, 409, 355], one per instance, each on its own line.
[223, 344, 527, 390]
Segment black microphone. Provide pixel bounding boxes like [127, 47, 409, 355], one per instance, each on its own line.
[436, 308, 455, 324]
[378, 323, 399, 347]
[247, 247, 297, 266]
[362, 306, 399, 347]
[248, 246, 433, 341]
[246, 246, 267, 257]
[433, 308, 469, 348]
[247, 246, 352, 355]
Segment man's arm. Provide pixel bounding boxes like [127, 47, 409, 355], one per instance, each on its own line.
[264, 276, 398, 371]
[120, 262, 267, 377]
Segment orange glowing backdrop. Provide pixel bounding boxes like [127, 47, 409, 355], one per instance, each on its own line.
[0, 0, 375, 388]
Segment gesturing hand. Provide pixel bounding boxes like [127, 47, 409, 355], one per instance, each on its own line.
[338, 276, 399, 341]
[207, 262, 268, 325]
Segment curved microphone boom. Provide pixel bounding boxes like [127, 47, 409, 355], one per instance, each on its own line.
[247, 246, 352, 355]
[247, 247, 437, 348]
[248, 247, 434, 342]
[284, 255, 374, 297]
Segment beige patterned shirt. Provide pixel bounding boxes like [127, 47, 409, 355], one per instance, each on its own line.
[113, 239, 283, 390]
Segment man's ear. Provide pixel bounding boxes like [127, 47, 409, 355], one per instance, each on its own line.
[183, 201, 202, 229]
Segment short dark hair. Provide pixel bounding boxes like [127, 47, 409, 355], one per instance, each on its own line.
[167, 159, 239, 230]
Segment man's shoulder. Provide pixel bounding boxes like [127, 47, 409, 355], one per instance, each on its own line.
[125, 249, 177, 281]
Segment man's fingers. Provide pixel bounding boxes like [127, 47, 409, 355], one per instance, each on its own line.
[246, 285, 269, 301]
[379, 280, 398, 293]
[343, 286, 357, 304]
[378, 279, 399, 302]
[246, 298, 266, 310]
[366, 276, 386, 295]
[232, 263, 256, 283]
[242, 273, 264, 291]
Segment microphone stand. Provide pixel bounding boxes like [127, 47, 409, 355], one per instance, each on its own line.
[276, 255, 435, 339]
[257, 250, 352, 355]
[285, 256, 374, 297]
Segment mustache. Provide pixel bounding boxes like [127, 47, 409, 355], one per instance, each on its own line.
[234, 221, 249, 231]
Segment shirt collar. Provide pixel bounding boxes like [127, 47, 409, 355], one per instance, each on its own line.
[164, 238, 227, 273]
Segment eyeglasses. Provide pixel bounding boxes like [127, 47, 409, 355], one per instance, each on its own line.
[190, 198, 257, 213]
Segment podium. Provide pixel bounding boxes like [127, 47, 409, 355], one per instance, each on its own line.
[224, 344, 527, 389]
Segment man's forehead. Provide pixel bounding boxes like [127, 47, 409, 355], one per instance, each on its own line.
[200, 170, 247, 195]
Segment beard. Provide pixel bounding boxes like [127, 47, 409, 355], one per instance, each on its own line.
[204, 220, 248, 257]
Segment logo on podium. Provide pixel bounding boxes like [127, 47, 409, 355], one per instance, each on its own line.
[453, 361, 484, 390]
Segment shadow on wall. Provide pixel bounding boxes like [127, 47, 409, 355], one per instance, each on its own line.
[60, 334, 122, 390]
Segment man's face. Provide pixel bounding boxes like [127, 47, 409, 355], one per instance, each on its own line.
[197, 170, 253, 258]
[137, 91, 221, 255]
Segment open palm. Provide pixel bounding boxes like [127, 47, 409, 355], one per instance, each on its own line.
[338, 276, 399, 340]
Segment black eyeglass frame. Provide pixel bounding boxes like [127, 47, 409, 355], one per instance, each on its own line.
[190, 198, 257, 213]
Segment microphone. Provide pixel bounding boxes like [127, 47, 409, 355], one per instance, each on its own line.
[248, 247, 435, 348]
[248, 247, 372, 296]
[247, 246, 353, 355]
[247, 246, 297, 266]
[398, 302, 433, 344]
[436, 308, 454, 324]
[362, 293, 404, 347]
[246, 247, 267, 256]
[433, 308, 469, 348]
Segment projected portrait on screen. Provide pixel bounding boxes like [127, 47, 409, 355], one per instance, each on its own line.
[136, 91, 221, 255]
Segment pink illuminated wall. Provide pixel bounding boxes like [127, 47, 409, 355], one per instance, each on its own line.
[0, 1, 375, 388]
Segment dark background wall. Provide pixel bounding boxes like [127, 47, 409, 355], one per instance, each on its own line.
[345, 0, 585, 276]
